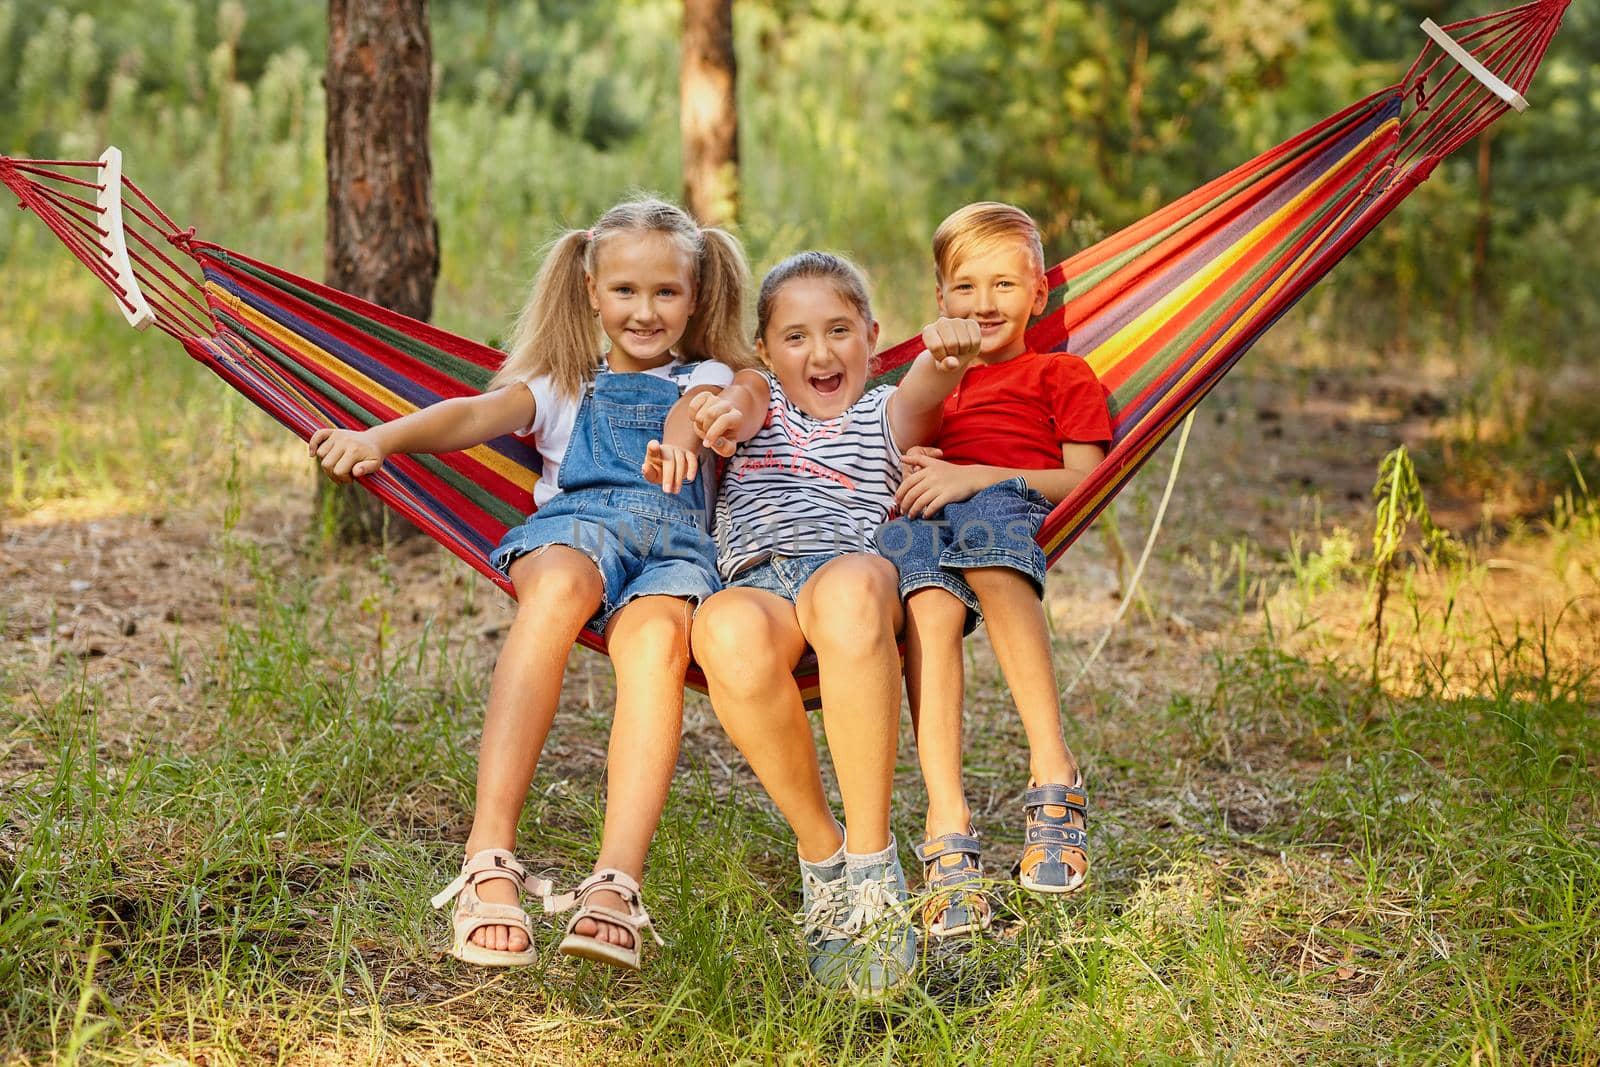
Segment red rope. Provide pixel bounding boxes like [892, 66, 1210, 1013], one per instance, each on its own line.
[7, 159, 105, 168]
[126, 248, 214, 335]
[1395, 4, 1545, 169]
[29, 191, 110, 239]
[7, 162, 105, 191]
[124, 219, 209, 305]
[31, 182, 104, 218]
[31, 199, 122, 294]
[122, 177, 184, 236]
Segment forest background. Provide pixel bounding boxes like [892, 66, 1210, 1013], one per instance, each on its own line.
[2, 1, 1597, 1063]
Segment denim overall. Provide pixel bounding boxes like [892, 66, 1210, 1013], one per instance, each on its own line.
[489, 366, 721, 630]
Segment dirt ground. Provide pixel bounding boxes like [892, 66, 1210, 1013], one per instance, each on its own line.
[4, 349, 1593, 787]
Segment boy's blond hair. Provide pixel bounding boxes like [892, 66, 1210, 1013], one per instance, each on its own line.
[932, 201, 1046, 286]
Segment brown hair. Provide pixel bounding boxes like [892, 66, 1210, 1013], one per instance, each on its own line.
[491, 196, 754, 398]
[754, 251, 874, 344]
[932, 201, 1046, 286]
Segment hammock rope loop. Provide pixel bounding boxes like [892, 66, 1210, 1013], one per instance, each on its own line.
[168, 225, 199, 255]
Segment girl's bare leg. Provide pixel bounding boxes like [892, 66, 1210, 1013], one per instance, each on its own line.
[691, 589, 842, 862]
[464, 546, 604, 953]
[795, 555, 905, 855]
[902, 586, 973, 838]
[571, 594, 695, 949]
[964, 568, 1079, 785]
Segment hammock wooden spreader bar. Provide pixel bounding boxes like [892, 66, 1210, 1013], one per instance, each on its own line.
[0, 1, 1569, 698]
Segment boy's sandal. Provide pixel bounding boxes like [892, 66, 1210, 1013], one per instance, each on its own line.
[915, 830, 993, 938]
[429, 848, 554, 967]
[1018, 780, 1089, 894]
[545, 868, 665, 971]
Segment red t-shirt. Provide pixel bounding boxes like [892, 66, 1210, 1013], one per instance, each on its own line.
[936, 351, 1112, 469]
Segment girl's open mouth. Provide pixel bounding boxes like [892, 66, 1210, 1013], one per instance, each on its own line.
[809, 373, 843, 395]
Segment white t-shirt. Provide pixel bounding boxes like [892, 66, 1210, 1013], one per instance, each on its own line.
[714, 374, 904, 578]
[517, 359, 735, 506]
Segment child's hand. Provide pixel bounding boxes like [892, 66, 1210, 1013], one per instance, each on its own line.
[896, 447, 983, 517]
[642, 439, 699, 494]
[688, 391, 741, 457]
[920, 317, 983, 371]
[309, 427, 384, 483]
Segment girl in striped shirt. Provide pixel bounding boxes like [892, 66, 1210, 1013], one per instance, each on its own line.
[684, 252, 978, 999]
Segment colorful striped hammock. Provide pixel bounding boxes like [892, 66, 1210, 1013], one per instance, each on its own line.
[0, 1, 1568, 696]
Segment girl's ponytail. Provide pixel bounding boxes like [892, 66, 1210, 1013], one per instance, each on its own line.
[491, 229, 600, 398]
[682, 226, 756, 370]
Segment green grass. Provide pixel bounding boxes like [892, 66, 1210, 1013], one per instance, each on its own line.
[2, 520, 1595, 1063]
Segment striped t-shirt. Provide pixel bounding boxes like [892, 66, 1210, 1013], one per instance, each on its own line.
[715, 374, 903, 579]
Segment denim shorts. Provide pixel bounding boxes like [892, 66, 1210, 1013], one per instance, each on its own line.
[874, 477, 1051, 631]
[724, 552, 840, 604]
[490, 487, 720, 632]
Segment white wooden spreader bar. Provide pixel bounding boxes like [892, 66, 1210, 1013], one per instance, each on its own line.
[96, 146, 157, 330]
[1420, 18, 1530, 113]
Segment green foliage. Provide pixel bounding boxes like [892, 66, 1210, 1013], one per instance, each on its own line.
[1367, 444, 1462, 678]
[1, 0, 1595, 509]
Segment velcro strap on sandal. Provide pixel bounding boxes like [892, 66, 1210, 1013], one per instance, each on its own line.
[546, 868, 664, 946]
[544, 868, 642, 912]
[429, 848, 553, 909]
[1026, 824, 1088, 850]
[1023, 783, 1088, 815]
[914, 833, 982, 864]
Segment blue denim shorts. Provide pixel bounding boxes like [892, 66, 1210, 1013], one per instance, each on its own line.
[724, 552, 840, 604]
[874, 477, 1051, 631]
[490, 488, 720, 631]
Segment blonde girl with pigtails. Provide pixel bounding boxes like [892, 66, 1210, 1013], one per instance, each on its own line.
[310, 197, 753, 971]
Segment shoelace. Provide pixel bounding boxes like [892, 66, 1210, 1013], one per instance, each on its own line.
[841, 874, 911, 937]
[796, 867, 852, 943]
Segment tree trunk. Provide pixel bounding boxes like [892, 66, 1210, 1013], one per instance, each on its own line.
[681, 0, 739, 227]
[321, 0, 439, 543]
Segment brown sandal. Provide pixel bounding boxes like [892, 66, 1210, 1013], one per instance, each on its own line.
[916, 829, 993, 937]
[1019, 779, 1089, 894]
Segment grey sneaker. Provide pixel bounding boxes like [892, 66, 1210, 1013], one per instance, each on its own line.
[840, 841, 918, 1000]
[796, 847, 852, 989]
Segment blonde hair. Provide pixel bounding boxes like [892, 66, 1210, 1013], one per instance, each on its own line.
[491, 196, 754, 397]
[932, 201, 1046, 286]
[754, 251, 874, 343]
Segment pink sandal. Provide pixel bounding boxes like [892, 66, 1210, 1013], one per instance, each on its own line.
[546, 869, 664, 971]
[429, 848, 554, 967]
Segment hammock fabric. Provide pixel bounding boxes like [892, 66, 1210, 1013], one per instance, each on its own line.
[0, 0, 1568, 699]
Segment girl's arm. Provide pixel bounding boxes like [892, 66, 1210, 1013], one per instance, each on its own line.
[689, 369, 771, 456]
[309, 385, 536, 482]
[643, 384, 724, 494]
[885, 318, 982, 449]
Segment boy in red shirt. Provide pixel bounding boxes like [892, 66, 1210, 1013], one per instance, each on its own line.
[875, 202, 1112, 937]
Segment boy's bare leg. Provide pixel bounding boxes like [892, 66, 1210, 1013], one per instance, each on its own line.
[568, 594, 695, 949]
[903, 587, 973, 839]
[464, 546, 604, 954]
[964, 567, 1080, 787]
[795, 555, 905, 856]
[692, 589, 843, 862]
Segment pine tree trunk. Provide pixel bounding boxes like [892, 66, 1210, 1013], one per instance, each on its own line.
[321, 0, 439, 544]
[681, 0, 739, 227]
